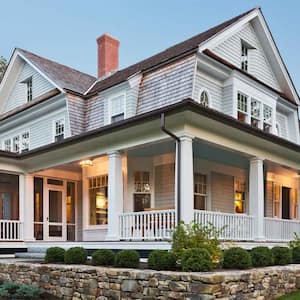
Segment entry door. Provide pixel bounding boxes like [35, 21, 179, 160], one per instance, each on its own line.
[282, 187, 291, 220]
[44, 187, 66, 241]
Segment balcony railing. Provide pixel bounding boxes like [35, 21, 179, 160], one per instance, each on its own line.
[0, 220, 22, 240]
[119, 209, 176, 240]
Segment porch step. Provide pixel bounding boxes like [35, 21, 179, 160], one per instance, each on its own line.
[15, 252, 45, 259]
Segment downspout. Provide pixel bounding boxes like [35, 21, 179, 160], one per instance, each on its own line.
[160, 113, 181, 224]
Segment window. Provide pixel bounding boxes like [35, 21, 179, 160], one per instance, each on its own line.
[251, 99, 261, 128]
[4, 131, 30, 153]
[4, 139, 11, 152]
[235, 181, 245, 213]
[194, 173, 207, 210]
[54, 119, 65, 142]
[12, 136, 19, 153]
[110, 95, 125, 123]
[241, 43, 249, 72]
[21, 132, 29, 152]
[89, 175, 108, 225]
[276, 123, 281, 136]
[237, 92, 248, 123]
[134, 171, 151, 212]
[263, 104, 273, 133]
[199, 90, 209, 107]
[273, 183, 281, 218]
[26, 78, 33, 102]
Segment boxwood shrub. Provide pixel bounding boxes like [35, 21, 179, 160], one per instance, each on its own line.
[271, 246, 292, 265]
[292, 246, 300, 263]
[64, 247, 88, 264]
[148, 250, 177, 271]
[92, 249, 115, 266]
[180, 248, 212, 272]
[223, 247, 252, 269]
[115, 250, 140, 268]
[250, 246, 274, 267]
[45, 247, 65, 263]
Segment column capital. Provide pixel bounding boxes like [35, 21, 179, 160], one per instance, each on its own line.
[249, 157, 265, 164]
[178, 133, 194, 142]
[107, 150, 123, 157]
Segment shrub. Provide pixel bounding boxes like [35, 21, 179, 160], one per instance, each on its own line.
[223, 247, 252, 269]
[250, 246, 274, 267]
[92, 249, 115, 266]
[148, 250, 177, 271]
[64, 247, 88, 264]
[115, 250, 140, 268]
[271, 246, 292, 265]
[171, 221, 223, 267]
[0, 281, 41, 299]
[289, 232, 300, 249]
[180, 248, 212, 272]
[45, 247, 65, 263]
[292, 246, 300, 263]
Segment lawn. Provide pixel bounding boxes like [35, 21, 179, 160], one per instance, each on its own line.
[278, 291, 300, 299]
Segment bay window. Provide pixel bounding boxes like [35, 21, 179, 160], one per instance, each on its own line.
[251, 99, 261, 128]
[237, 92, 248, 123]
[263, 104, 273, 133]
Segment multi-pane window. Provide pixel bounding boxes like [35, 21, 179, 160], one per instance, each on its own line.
[273, 183, 281, 218]
[4, 139, 11, 152]
[194, 173, 207, 210]
[251, 99, 261, 128]
[237, 92, 248, 123]
[110, 95, 125, 123]
[21, 132, 30, 152]
[12, 136, 19, 153]
[26, 78, 33, 102]
[241, 43, 249, 72]
[134, 171, 151, 212]
[3, 131, 30, 153]
[263, 104, 273, 133]
[54, 119, 65, 142]
[235, 181, 245, 213]
[89, 175, 108, 225]
[199, 90, 209, 107]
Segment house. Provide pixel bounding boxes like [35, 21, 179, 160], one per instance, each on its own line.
[0, 7, 299, 253]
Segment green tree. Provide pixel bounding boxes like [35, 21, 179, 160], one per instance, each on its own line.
[0, 56, 7, 83]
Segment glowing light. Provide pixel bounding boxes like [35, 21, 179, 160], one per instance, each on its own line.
[79, 159, 93, 167]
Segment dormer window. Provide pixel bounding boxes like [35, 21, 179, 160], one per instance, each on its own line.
[54, 119, 65, 142]
[199, 90, 210, 107]
[110, 94, 125, 123]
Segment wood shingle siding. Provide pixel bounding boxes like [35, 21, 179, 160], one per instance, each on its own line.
[67, 95, 86, 136]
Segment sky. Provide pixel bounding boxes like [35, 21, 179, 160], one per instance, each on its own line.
[1, 0, 300, 91]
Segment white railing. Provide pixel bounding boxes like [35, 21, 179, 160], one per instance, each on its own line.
[0, 220, 22, 240]
[264, 217, 300, 241]
[194, 210, 254, 240]
[119, 209, 176, 240]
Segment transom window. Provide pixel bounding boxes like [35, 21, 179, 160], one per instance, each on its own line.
[89, 175, 108, 225]
[199, 90, 209, 107]
[237, 92, 248, 123]
[54, 119, 65, 142]
[110, 94, 125, 123]
[194, 173, 207, 210]
[235, 180, 246, 213]
[241, 43, 249, 72]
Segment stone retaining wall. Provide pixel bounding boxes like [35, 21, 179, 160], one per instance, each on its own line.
[0, 261, 299, 299]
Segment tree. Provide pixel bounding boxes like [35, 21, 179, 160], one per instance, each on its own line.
[0, 56, 7, 83]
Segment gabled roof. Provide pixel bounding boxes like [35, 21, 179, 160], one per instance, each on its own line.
[86, 8, 256, 95]
[17, 48, 96, 94]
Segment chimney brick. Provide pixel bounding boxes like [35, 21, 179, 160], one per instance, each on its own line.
[97, 34, 120, 78]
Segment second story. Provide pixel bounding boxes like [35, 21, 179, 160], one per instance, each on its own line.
[0, 7, 299, 154]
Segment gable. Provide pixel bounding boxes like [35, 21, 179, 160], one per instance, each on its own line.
[211, 22, 281, 91]
[2, 59, 55, 113]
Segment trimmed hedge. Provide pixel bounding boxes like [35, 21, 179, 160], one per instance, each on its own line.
[292, 246, 300, 263]
[115, 250, 140, 268]
[148, 250, 177, 271]
[223, 247, 252, 269]
[181, 248, 212, 272]
[64, 247, 88, 264]
[271, 246, 292, 265]
[92, 249, 115, 266]
[250, 246, 274, 267]
[44, 247, 65, 263]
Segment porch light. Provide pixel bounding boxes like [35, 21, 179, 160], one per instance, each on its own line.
[79, 159, 93, 167]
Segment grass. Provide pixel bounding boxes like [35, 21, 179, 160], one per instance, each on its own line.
[277, 290, 300, 299]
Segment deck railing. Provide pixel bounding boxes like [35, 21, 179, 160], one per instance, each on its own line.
[194, 210, 254, 240]
[264, 217, 300, 241]
[119, 209, 176, 240]
[0, 220, 22, 240]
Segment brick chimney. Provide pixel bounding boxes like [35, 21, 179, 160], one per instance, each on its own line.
[97, 34, 120, 78]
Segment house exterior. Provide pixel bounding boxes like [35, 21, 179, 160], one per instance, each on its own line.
[0, 7, 299, 251]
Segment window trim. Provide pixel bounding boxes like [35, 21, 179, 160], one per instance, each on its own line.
[3, 130, 30, 153]
[194, 172, 207, 210]
[198, 89, 211, 108]
[53, 117, 65, 143]
[108, 92, 126, 124]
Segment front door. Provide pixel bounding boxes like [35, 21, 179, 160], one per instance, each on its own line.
[44, 187, 66, 241]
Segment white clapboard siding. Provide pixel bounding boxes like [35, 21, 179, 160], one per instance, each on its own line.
[193, 72, 223, 111]
[212, 23, 281, 91]
[4, 62, 55, 113]
[276, 112, 289, 139]
[137, 55, 196, 114]
[222, 85, 234, 117]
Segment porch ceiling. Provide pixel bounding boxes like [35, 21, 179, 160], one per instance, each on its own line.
[127, 141, 175, 157]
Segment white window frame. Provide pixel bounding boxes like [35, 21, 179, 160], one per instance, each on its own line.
[26, 78, 33, 102]
[194, 173, 207, 210]
[234, 179, 246, 214]
[3, 130, 30, 153]
[108, 92, 126, 124]
[198, 89, 211, 108]
[237, 91, 250, 123]
[53, 118, 65, 142]
[21, 131, 30, 152]
[250, 99, 262, 129]
[241, 42, 249, 72]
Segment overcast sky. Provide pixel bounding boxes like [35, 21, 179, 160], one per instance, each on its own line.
[1, 0, 300, 92]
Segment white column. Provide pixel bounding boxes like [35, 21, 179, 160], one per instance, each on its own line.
[249, 158, 265, 240]
[106, 151, 123, 240]
[179, 135, 194, 224]
[19, 174, 34, 241]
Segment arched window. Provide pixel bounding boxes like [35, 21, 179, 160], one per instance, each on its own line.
[199, 90, 210, 107]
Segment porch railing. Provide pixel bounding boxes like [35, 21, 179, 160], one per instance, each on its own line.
[194, 210, 254, 241]
[119, 209, 176, 240]
[264, 217, 300, 241]
[0, 220, 22, 241]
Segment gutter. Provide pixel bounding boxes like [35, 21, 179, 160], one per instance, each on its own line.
[160, 113, 181, 224]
